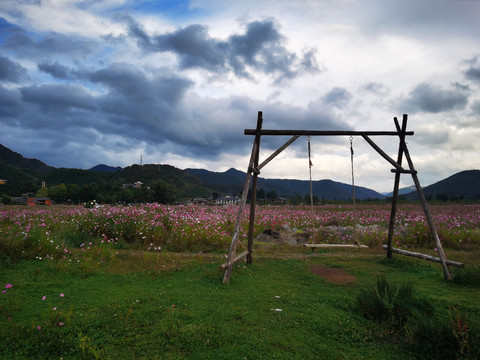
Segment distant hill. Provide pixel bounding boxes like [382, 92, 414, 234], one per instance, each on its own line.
[0, 144, 214, 198]
[186, 168, 386, 200]
[0, 144, 54, 175]
[383, 185, 417, 197]
[43, 167, 114, 187]
[88, 164, 123, 172]
[2, 143, 479, 202]
[114, 164, 214, 198]
[185, 168, 246, 195]
[405, 170, 480, 201]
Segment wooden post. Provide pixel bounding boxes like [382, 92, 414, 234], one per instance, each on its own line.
[402, 140, 453, 280]
[386, 115, 407, 258]
[223, 112, 263, 283]
[308, 137, 314, 213]
[247, 112, 263, 264]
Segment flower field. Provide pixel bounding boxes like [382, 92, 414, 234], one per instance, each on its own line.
[1, 203, 480, 359]
[1, 203, 479, 263]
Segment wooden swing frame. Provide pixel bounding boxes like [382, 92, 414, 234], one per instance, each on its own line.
[222, 111, 458, 283]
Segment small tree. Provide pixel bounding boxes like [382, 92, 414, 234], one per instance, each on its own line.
[48, 183, 67, 203]
[119, 188, 134, 204]
[152, 179, 179, 204]
[35, 187, 48, 198]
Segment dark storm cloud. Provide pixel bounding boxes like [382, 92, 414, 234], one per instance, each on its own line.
[88, 63, 192, 107]
[155, 24, 229, 72]
[0, 55, 28, 82]
[38, 62, 73, 79]
[2, 28, 95, 59]
[465, 66, 480, 83]
[228, 20, 300, 80]
[21, 84, 97, 112]
[0, 85, 22, 117]
[397, 83, 469, 113]
[5, 63, 195, 153]
[124, 16, 319, 81]
[322, 87, 352, 108]
[84, 63, 198, 144]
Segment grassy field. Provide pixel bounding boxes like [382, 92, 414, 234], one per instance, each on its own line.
[1, 204, 480, 359]
[1, 247, 480, 359]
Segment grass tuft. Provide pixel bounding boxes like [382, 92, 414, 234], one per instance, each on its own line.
[453, 264, 480, 287]
[355, 276, 417, 330]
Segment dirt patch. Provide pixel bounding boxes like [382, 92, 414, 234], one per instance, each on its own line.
[310, 265, 356, 284]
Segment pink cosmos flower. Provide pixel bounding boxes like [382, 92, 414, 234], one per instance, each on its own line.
[4, 284, 12, 289]
[42, 296, 46, 301]
[60, 293, 65, 297]
[53, 307, 57, 311]
[37, 326, 42, 331]
[59, 322, 64, 327]
[1, 290, 6, 294]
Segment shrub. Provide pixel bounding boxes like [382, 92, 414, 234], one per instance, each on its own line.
[356, 277, 480, 359]
[356, 276, 415, 329]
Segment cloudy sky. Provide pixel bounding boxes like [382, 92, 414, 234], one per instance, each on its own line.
[1, 0, 479, 193]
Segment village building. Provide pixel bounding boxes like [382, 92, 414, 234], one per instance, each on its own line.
[214, 196, 241, 205]
[26, 197, 52, 206]
[122, 181, 143, 189]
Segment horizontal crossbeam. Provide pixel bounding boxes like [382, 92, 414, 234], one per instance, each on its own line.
[244, 129, 414, 136]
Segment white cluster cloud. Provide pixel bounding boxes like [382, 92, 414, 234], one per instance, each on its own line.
[0, 0, 479, 192]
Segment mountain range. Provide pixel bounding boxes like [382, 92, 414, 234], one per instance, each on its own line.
[1, 143, 479, 201]
[184, 168, 385, 200]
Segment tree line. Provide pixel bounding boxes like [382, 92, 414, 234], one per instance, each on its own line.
[0, 179, 184, 205]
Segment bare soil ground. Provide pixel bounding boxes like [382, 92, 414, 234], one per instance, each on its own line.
[309, 265, 356, 284]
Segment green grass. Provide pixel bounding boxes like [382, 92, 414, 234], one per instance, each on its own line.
[1, 248, 480, 359]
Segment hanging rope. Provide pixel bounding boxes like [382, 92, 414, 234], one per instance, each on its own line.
[307, 136, 318, 244]
[308, 136, 314, 213]
[350, 136, 359, 246]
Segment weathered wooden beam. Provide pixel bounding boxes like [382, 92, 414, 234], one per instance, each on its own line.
[402, 140, 453, 280]
[245, 129, 414, 136]
[247, 132, 261, 265]
[257, 135, 300, 171]
[304, 244, 369, 248]
[220, 250, 250, 270]
[305, 243, 368, 253]
[382, 245, 464, 268]
[390, 169, 417, 174]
